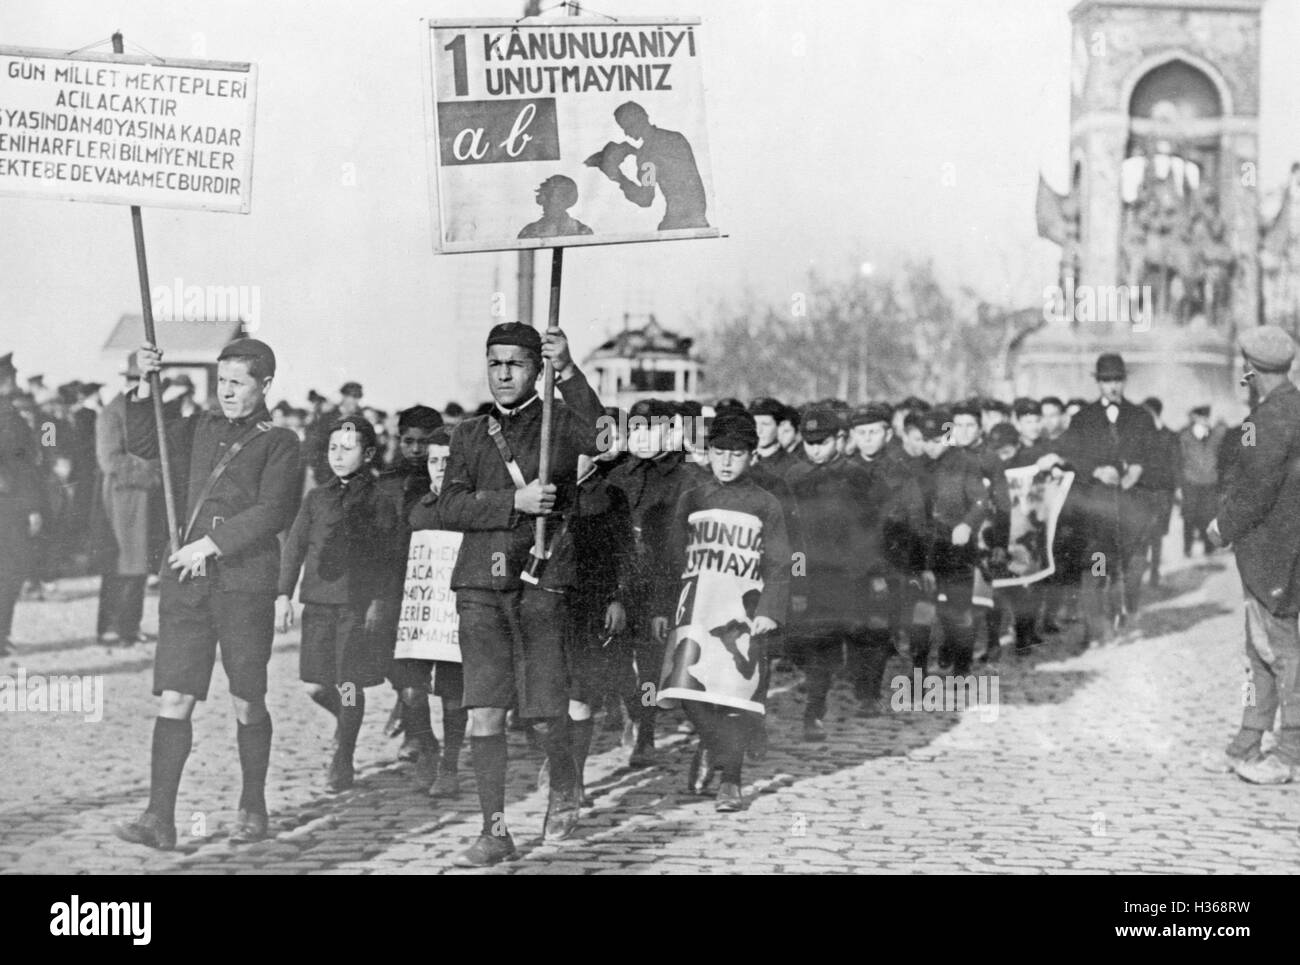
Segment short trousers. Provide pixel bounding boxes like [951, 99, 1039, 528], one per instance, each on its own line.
[456, 586, 568, 718]
[390, 658, 464, 701]
[565, 593, 636, 705]
[155, 574, 275, 702]
[299, 601, 389, 690]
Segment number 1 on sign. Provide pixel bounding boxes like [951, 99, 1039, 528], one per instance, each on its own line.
[444, 34, 468, 96]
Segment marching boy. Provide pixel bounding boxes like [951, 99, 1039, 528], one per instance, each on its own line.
[657, 408, 790, 812]
[913, 408, 989, 675]
[404, 425, 471, 798]
[376, 405, 443, 758]
[276, 416, 398, 792]
[114, 339, 301, 850]
[439, 321, 604, 867]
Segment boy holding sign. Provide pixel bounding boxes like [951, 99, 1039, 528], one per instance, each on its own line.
[403, 426, 469, 798]
[657, 409, 791, 812]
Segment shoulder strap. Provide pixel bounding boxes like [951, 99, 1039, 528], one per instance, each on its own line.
[181, 421, 271, 544]
[486, 416, 530, 491]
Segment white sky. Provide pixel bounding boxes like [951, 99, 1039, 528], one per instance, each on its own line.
[3, 0, 1299, 409]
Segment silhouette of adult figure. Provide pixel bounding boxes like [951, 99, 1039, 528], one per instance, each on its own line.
[585, 101, 709, 230]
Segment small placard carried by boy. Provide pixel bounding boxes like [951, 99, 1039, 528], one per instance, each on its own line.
[394, 529, 463, 663]
[991, 466, 1075, 588]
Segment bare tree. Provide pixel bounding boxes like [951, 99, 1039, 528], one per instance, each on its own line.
[700, 261, 1012, 405]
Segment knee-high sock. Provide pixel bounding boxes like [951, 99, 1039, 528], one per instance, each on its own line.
[804, 658, 833, 721]
[146, 717, 193, 823]
[858, 629, 893, 698]
[715, 712, 746, 785]
[636, 701, 657, 748]
[336, 692, 365, 760]
[946, 619, 976, 675]
[236, 716, 272, 816]
[471, 734, 508, 837]
[908, 624, 931, 670]
[685, 704, 743, 784]
[1013, 615, 1036, 651]
[568, 716, 594, 781]
[401, 688, 439, 753]
[441, 704, 467, 771]
[541, 716, 577, 794]
[684, 701, 719, 748]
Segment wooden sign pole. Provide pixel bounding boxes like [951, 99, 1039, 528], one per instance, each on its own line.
[113, 31, 180, 556]
[525, 245, 563, 583]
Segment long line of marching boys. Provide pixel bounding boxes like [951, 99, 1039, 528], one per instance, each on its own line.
[276, 387, 1097, 820]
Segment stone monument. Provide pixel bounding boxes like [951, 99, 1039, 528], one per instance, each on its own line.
[1020, 0, 1265, 419]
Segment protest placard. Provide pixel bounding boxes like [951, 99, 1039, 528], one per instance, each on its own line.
[0, 46, 257, 212]
[422, 17, 719, 252]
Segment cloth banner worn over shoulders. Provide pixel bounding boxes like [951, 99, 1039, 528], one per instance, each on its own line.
[657, 507, 770, 715]
[991, 466, 1075, 589]
[394, 529, 462, 662]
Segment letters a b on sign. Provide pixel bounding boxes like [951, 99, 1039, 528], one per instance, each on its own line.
[422, 17, 721, 254]
[0, 46, 256, 213]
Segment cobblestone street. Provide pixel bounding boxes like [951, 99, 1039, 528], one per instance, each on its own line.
[2, 530, 1297, 875]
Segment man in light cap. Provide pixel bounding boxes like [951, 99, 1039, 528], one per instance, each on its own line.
[439, 320, 604, 865]
[1205, 325, 1300, 783]
[1056, 352, 1160, 644]
[114, 337, 302, 850]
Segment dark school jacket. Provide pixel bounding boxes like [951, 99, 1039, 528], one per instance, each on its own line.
[126, 394, 301, 592]
[278, 471, 397, 606]
[439, 370, 603, 592]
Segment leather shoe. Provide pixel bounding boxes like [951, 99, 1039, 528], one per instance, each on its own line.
[453, 832, 516, 867]
[802, 718, 827, 742]
[113, 811, 176, 851]
[429, 767, 461, 799]
[543, 786, 581, 841]
[228, 809, 268, 844]
[715, 782, 744, 812]
[1201, 748, 1259, 774]
[413, 747, 440, 790]
[1235, 753, 1298, 785]
[628, 742, 657, 768]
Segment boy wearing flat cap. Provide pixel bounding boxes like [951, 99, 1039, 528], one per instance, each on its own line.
[912, 408, 989, 674]
[1207, 326, 1300, 784]
[656, 408, 790, 811]
[115, 338, 302, 851]
[439, 321, 604, 866]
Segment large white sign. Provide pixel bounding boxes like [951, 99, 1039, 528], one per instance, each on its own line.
[422, 16, 720, 253]
[0, 47, 257, 213]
